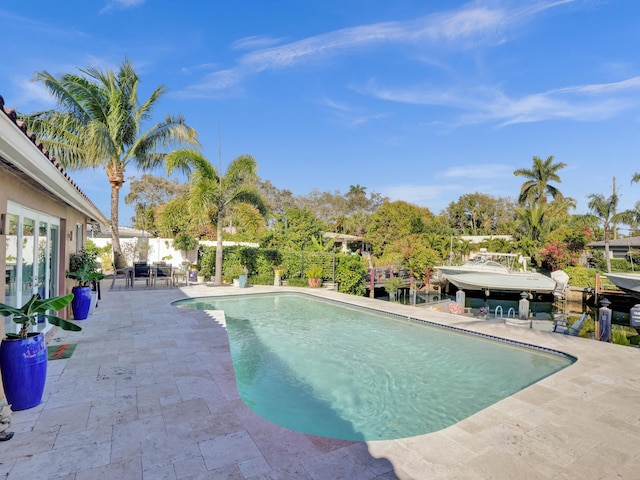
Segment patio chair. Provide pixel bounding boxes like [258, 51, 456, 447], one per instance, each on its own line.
[110, 259, 132, 290]
[154, 263, 173, 287]
[133, 262, 151, 288]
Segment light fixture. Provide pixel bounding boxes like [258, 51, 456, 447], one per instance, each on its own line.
[68, 231, 73, 241]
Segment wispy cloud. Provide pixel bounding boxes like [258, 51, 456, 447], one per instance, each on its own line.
[179, 1, 569, 98]
[100, 0, 145, 14]
[380, 183, 462, 208]
[362, 76, 640, 126]
[442, 164, 514, 179]
[232, 36, 284, 51]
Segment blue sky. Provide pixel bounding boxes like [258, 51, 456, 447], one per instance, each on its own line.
[2, 0, 640, 226]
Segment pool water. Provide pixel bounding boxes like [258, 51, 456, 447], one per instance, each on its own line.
[175, 293, 574, 441]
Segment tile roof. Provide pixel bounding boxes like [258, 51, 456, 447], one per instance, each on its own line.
[0, 94, 99, 210]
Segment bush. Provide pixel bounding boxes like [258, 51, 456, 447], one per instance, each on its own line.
[564, 266, 597, 289]
[249, 273, 273, 285]
[612, 326, 631, 346]
[286, 278, 308, 287]
[335, 254, 367, 296]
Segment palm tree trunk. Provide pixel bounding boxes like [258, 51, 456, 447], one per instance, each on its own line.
[604, 225, 612, 273]
[214, 210, 224, 286]
[107, 162, 125, 268]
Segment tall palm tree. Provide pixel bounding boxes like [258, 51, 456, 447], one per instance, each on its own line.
[21, 59, 200, 266]
[514, 155, 567, 205]
[165, 149, 267, 285]
[586, 192, 634, 273]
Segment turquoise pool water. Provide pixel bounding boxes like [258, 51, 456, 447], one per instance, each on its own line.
[175, 293, 574, 441]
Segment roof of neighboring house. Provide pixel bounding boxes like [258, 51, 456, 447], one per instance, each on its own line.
[0, 94, 107, 226]
[587, 237, 640, 249]
[92, 225, 147, 238]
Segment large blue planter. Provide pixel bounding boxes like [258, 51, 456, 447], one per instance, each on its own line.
[0, 333, 47, 411]
[71, 286, 92, 320]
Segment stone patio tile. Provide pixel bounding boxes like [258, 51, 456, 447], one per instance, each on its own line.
[86, 395, 139, 429]
[35, 402, 91, 435]
[253, 430, 321, 471]
[75, 456, 144, 480]
[199, 430, 263, 471]
[300, 448, 379, 480]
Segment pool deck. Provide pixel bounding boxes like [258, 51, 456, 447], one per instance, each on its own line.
[1, 284, 639, 479]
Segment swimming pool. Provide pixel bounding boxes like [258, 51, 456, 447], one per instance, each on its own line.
[175, 293, 574, 441]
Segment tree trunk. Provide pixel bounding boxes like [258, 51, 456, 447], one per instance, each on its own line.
[107, 162, 125, 268]
[214, 210, 224, 286]
[604, 225, 612, 273]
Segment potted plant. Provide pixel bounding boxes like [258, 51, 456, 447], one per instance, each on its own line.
[384, 277, 405, 302]
[66, 262, 104, 320]
[227, 264, 246, 287]
[273, 265, 286, 286]
[306, 265, 324, 288]
[0, 293, 81, 410]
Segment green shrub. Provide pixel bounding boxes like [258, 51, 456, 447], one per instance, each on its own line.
[286, 278, 308, 287]
[612, 326, 631, 346]
[335, 254, 367, 296]
[384, 277, 405, 297]
[249, 273, 273, 285]
[564, 266, 597, 289]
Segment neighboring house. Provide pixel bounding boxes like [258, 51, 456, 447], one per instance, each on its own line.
[0, 95, 108, 345]
[586, 237, 640, 260]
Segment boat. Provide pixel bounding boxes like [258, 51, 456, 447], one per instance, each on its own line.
[436, 252, 561, 296]
[602, 272, 640, 298]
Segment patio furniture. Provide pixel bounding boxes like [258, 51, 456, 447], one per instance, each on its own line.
[154, 263, 173, 287]
[133, 263, 151, 288]
[110, 263, 133, 290]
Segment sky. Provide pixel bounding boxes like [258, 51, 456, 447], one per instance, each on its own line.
[2, 0, 640, 227]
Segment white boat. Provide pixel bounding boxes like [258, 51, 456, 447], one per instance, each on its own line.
[436, 252, 559, 295]
[603, 272, 640, 298]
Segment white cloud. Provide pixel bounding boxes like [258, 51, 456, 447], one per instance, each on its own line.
[100, 0, 145, 14]
[180, 1, 572, 97]
[442, 164, 513, 179]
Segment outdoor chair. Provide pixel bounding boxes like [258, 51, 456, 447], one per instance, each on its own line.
[154, 263, 173, 287]
[133, 262, 151, 288]
[110, 261, 132, 290]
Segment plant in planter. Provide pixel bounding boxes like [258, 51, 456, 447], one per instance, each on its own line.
[305, 265, 324, 288]
[226, 264, 247, 287]
[384, 277, 405, 302]
[0, 293, 81, 410]
[273, 265, 286, 286]
[66, 257, 104, 320]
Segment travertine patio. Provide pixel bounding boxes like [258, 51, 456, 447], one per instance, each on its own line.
[1, 283, 639, 479]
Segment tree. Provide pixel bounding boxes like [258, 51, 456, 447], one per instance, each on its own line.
[22, 58, 200, 267]
[368, 201, 433, 257]
[165, 149, 267, 285]
[586, 192, 634, 273]
[125, 174, 189, 234]
[444, 192, 516, 235]
[262, 207, 325, 251]
[514, 155, 567, 205]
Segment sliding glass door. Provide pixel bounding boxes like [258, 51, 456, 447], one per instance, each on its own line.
[4, 203, 61, 334]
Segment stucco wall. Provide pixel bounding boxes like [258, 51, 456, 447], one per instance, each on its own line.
[0, 163, 90, 372]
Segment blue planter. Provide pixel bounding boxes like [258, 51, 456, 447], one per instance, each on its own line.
[0, 333, 47, 410]
[71, 286, 92, 320]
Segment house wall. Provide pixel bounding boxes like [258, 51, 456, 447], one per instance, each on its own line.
[0, 163, 90, 400]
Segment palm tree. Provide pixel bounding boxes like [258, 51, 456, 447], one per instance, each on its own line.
[165, 149, 267, 285]
[586, 192, 634, 273]
[514, 155, 567, 205]
[21, 59, 200, 266]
